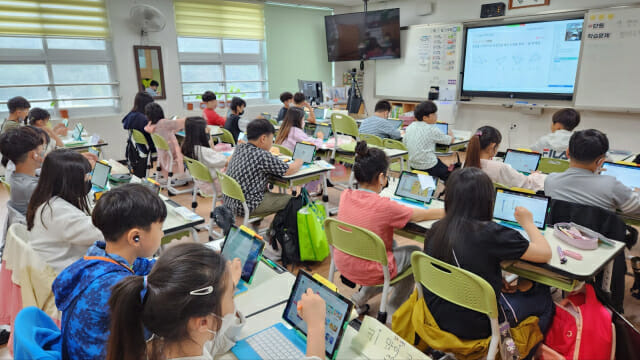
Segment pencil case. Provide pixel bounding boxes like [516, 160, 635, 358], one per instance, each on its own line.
[553, 222, 599, 250]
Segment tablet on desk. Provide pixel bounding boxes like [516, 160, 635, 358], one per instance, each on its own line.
[91, 161, 111, 192]
[602, 162, 640, 190]
[221, 225, 265, 285]
[314, 108, 325, 120]
[394, 171, 436, 206]
[434, 122, 448, 135]
[493, 189, 550, 239]
[292, 142, 316, 164]
[504, 149, 541, 175]
[314, 124, 331, 140]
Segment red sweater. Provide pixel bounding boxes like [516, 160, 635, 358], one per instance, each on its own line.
[203, 108, 226, 126]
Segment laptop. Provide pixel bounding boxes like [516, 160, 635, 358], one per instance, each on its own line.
[221, 225, 265, 286]
[504, 149, 542, 175]
[393, 171, 437, 206]
[314, 108, 326, 121]
[314, 123, 331, 140]
[91, 161, 112, 192]
[602, 162, 640, 190]
[293, 142, 316, 164]
[493, 188, 550, 240]
[232, 270, 354, 360]
[434, 122, 448, 135]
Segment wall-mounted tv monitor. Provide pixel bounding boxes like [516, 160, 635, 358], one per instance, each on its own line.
[325, 8, 401, 62]
[461, 18, 583, 100]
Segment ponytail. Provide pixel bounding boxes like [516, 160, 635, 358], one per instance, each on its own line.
[353, 140, 389, 184]
[107, 276, 147, 360]
[464, 126, 502, 169]
[465, 135, 482, 169]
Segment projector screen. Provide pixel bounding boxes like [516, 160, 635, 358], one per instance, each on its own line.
[461, 18, 583, 100]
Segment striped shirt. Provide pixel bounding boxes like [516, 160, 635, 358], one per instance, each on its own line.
[403, 121, 451, 170]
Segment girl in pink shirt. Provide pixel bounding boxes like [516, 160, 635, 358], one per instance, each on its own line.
[143, 103, 187, 181]
[274, 107, 324, 151]
[335, 141, 444, 321]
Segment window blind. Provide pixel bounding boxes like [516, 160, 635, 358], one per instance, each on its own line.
[174, 0, 264, 40]
[0, 0, 108, 37]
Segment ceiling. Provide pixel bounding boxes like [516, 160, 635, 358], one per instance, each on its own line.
[290, 0, 367, 8]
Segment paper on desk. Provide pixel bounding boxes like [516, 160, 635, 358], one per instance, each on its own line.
[351, 315, 430, 360]
[417, 174, 436, 190]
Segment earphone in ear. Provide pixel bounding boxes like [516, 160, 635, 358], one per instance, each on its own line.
[134, 235, 140, 243]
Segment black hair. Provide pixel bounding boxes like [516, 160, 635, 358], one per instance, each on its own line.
[293, 92, 306, 104]
[414, 101, 437, 121]
[465, 126, 503, 169]
[353, 141, 389, 184]
[230, 97, 246, 112]
[275, 107, 305, 145]
[27, 108, 50, 126]
[26, 149, 92, 230]
[149, 80, 159, 87]
[374, 100, 392, 113]
[0, 126, 44, 167]
[107, 243, 228, 360]
[568, 129, 609, 163]
[425, 167, 495, 263]
[92, 183, 167, 242]
[29, 125, 50, 150]
[7, 96, 30, 113]
[145, 103, 165, 124]
[280, 92, 293, 103]
[552, 108, 580, 131]
[181, 117, 210, 160]
[247, 118, 275, 141]
[131, 92, 154, 113]
[202, 91, 217, 102]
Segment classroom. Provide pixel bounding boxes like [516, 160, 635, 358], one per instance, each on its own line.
[1, 0, 640, 359]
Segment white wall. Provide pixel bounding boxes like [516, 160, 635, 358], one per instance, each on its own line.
[335, 0, 640, 152]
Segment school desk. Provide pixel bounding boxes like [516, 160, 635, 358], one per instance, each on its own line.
[60, 134, 108, 152]
[269, 160, 334, 205]
[436, 129, 471, 156]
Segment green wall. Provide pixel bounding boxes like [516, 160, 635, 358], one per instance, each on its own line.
[264, 4, 332, 100]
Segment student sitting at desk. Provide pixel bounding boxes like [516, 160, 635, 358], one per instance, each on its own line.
[28, 108, 65, 152]
[545, 129, 640, 216]
[0, 126, 46, 216]
[530, 108, 580, 160]
[224, 119, 302, 217]
[1, 96, 29, 134]
[224, 97, 246, 144]
[277, 91, 294, 123]
[336, 141, 444, 319]
[403, 101, 455, 182]
[144, 103, 189, 185]
[122, 92, 156, 154]
[465, 126, 546, 192]
[202, 91, 226, 126]
[423, 168, 553, 347]
[292, 92, 316, 124]
[358, 100, 402, 140]
[275, 107, 324, 150]
[181, 116, 227, 196]
[26, 149, 103, 273]
[53, 184, 166, 360]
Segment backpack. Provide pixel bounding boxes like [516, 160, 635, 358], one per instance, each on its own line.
[268, 194, 305, 267]
[125, 131, 148, 178]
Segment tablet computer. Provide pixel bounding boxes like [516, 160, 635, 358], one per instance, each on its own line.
[221, 225, 265, 284]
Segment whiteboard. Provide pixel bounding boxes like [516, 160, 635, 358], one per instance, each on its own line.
[574, 7, 640, 111]
[375, 23, 463, 101]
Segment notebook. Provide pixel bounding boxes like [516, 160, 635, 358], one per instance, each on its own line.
[393, 171, 437, 206]
[503, 149, 541, 175]
[293, 142, 316, 164]
[91, 161, 111, 192]
[434, 122, 448, 135]
[602, 162, 640, 190]
[314, 124, 331, 140]
[493, 189, 550, 240]
[221, 225, 265, 285]
[232, 270, 354, 360]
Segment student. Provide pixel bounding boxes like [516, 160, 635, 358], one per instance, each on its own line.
[0, 127, 45, 215]
[181, 116, 227, 195]
[26, 149, 103, 272]
[277, 91, 294, 123]
[122, 91, 156, 154]
[403, 101, 455, 181]
[335, 141, 444, 318]
[146, 80, 160, 96]
[224, 118, 302, 217]
[275, 107, 324, 150]
[530, 108, 580, 159]
[28, 107, 65, 152]
[1, 96, 30, 134]
[224, 97, 246, 144]
[358, 100, 402, 140]
[293, 92, 316, 124]
[465, 126, 546, 191]
[545, 129, 640, 215]
[423, 167, 553, 342]
[144, 102, 188, 184]
[52, 184, 167, 360]
[202, 91, 226, 126]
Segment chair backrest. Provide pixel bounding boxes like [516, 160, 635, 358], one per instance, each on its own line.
[183, 156, 213, 183]
[150, 133, 170, 151]
[538, 158, 570, 174]
[331, 113, 359, 139]
[13, 306, 62, 360]
[269, 118, 278, 126]
[324, 218, 388, 265]
[411, 252, 498, 319]
[216, 170, 245, 202]
[131, 129, 149, 147]
[272, 144, 293, 157]
[382, 138, 407, 151]
[359, 133, 384, 147]
[220, 128, 236, 146]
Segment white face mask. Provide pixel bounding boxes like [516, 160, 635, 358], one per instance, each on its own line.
[205, 305, 238, 355]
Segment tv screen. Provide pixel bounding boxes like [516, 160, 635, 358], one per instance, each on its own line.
[325, 8, 400, 62]
[461, 18, 583, 100]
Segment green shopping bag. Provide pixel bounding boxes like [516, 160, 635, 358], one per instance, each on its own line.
[297, 189, 330, 262]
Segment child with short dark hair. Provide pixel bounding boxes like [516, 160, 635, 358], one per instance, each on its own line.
[52, 183, 167, 360]
[277, 91, 294, 122]
[359, 100, 401, 140]
[28, 107, 65, 151]
[224, 97, 247, 143]
[530, 108, 581, 159]
[293, 92, 316, 124]
[202, 91, 226, 126]
[2, 96, 30, 133]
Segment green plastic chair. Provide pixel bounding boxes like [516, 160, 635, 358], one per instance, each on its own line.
[150, 133, 192, 196]
[220, 128, 236, 146]
[131, 129, 156, 178]
[184, 156, 221, 240]
[324, 218, 414, 324]
[272, 144, 293, 157]
[0, 176, 10, 192]
[359, 133, 384, 147]
[216, 170, 266, 227]
[411, 252, 500, 359]
[383, 138, 409, 173]
[538, 158, 570, 174]
[269, 118, 278, 126]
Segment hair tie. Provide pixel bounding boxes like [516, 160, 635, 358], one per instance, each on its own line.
[475, 131, 483, 136]
[140, 275, 148, 304]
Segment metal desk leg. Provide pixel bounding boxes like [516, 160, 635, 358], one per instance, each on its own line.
[400, 157, 405, 171]
[602, 259, 614, 295]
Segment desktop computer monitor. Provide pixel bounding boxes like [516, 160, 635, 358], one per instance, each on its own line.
[298, 80, 323, 105]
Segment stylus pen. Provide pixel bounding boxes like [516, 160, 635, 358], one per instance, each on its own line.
[246, 300, 288, 319]
[557, 245, 568, 264]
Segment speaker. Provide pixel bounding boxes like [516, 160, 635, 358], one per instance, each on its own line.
[480, 2, 506, 18]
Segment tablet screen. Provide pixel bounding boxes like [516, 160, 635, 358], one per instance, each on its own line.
[504, 150, 541, 174]
[91, 161, 111, 189]
[293, 142, 316, 164]
[394, 171, 435, 203]
[314, 124, 331, 140]
[493, 189, 549, 230]
[602, 162, 640, 190]
[434, 122, 448, 135]
[221, 227, 265, 283]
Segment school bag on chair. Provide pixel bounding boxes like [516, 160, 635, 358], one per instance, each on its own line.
[297, 189, 329, 262]
[268, 194, 305, 268]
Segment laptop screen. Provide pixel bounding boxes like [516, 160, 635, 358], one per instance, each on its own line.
[602, 162, 640, 190]
[434, 122, 448, 135]
[394, 171, 436, 203]
[504, 150, 541, 174]
[283, 271, 353, 359]
[91, 161, 111, 189]
[314, 124, 331, 140]
[494, 189, 549, 230]
[221, 226, 265, 284]
[293, 142, 316, 164]
[314, 108, 325, 120]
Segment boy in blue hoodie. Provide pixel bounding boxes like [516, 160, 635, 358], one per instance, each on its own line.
[52, 183, 167, 359]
